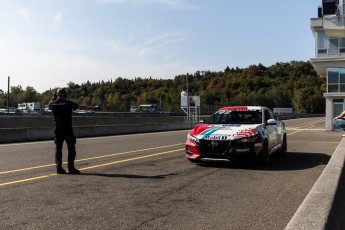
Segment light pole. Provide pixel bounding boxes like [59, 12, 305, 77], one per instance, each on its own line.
[7, 76, 10, 114]
[186, 73, 189, 122]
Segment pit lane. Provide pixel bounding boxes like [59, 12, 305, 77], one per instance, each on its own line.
[0, 117, 340, 230]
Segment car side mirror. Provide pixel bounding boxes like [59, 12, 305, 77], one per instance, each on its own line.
[266, 119, 277, 125]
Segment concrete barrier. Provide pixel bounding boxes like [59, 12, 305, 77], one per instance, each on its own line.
[0, 128, 28, 143]
[0, 114, 187, 128]
[0, 115, 196, 143]
[285, 138, 345, 230]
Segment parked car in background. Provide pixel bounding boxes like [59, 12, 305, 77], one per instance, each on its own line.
[8, 107, 20, 114]
[185, 106, 287, 165]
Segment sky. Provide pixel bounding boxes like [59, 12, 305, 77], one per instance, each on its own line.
[0, 0, 319, 93]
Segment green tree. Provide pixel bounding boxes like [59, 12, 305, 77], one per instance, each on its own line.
[22, 86, 39, 102]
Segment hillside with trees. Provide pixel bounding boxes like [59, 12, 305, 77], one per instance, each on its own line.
[0, 61, 326, 114]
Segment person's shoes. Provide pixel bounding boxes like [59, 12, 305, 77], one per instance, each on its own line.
[56, 167, 67, 174]
[68, 168, 81, 174]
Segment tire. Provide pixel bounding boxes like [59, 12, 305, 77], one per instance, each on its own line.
[278, 134, 287, 155]
[258, 141, 269, 165]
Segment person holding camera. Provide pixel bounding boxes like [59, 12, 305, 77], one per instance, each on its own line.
[48, 88, 101, 174]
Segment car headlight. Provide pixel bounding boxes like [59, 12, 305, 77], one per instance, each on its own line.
[187, 133, 199, 143]
[237, 135, 259, 143]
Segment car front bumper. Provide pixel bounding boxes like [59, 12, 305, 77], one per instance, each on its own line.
[186, 139, 263, 162]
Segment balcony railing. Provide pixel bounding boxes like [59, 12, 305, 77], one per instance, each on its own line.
[318, 47, 345, 57]
[323, 16, 345, 30]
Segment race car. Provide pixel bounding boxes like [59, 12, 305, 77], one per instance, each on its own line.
[185, 106, 287, 165]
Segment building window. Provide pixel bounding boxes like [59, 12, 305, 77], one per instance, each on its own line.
[317, 31, 328, 54]
[329, 38, 339, 54]
[327, 68, 345, 93]
[341, 37, 345, 53]
[317, 31, 345, 56]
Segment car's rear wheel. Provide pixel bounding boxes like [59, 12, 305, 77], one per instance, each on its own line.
[258, 141, 269, 165]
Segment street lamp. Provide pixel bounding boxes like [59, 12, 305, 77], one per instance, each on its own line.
[186, 73, 189, 122]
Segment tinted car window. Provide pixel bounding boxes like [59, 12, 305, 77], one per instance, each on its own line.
[205, 110, 262, 124]
[264, 109, 273, 123]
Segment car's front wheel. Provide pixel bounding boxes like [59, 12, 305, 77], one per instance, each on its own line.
[258, 141, 269, 165]
[278, 134, 287, 155]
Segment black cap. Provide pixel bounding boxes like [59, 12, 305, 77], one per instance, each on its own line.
[57, 88, 67, 98]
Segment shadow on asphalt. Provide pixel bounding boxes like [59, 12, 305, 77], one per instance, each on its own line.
[79, 173, 177, 179]
[195, 152, 331, 171]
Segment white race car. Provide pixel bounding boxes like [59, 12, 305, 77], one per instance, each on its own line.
[186, 106, 287, 165]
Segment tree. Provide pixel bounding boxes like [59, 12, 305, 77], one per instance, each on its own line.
[23, 86, 39, 102]
[293, 88, 325, 113]
[1, 61, 326, 114]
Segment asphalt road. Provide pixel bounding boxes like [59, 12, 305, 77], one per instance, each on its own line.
[0, 117, 342, 230]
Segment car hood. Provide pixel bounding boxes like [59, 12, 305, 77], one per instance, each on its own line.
[190, 124, 263, 140]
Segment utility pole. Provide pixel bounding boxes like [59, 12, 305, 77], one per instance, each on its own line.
[186, 73, 189, 122]
[7, 76, 10, 113]
[159, 94, 162, 112]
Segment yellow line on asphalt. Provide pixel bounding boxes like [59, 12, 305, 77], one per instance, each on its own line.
[0, 174, 57, 187]
[75, 143, 183, 163]
[289, 141, 339, 144]
[0, 163, 57, 175]
[288, 119, 324, 129]
[286, 119, 325, 136]
[0, 119, 328, 187]
[287, 124, 317, 136]
[79, 148, 184, 171]
[0, 148, 183, 187]
[0, 143, 184, 175]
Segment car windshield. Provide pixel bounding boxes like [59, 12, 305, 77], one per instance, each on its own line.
[205, 110, 262, 125]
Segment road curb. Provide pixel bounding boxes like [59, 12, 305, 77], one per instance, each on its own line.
[285, 137, 345, 229]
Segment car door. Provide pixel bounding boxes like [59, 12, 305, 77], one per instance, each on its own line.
[264, 109, 278, 151]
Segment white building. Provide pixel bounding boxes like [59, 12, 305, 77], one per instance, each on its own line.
[17, 102, 41, 113]
[310, 0, 345, 130]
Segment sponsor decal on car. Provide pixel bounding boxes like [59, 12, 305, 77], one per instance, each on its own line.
[236, 148, 251, 153]
[203, 135, 228, 140]
[233, 128, 259, 138]
[197, 125, 260, 140]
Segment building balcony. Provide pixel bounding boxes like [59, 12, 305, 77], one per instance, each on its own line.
[310, 56, 345, 77]
[324, 92, 345, 98]
[311, 16, 345, 38]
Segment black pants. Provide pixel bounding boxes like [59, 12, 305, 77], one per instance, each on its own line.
[54, 125, 77, 169]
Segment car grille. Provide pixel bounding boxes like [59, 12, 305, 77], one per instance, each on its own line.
[198, 140, 232, 154]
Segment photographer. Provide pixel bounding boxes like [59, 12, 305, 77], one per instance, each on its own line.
[48, 88, 101, 174]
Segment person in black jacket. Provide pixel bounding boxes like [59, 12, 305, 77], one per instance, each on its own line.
[49, 88, 100, 174]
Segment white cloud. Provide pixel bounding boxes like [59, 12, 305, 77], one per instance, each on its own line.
[53, 11, 63, 31]
[138, 32, 188, 56]
[0, 28, 191, 92]
[18, 8, 32, 21]
[100, 0, 181, 4]
[103, 31, 188, 59]
[17, 8, 34, 32]
[97, 0, 196, 9]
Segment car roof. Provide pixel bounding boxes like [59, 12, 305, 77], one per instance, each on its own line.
[218, 106, 264, 111]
